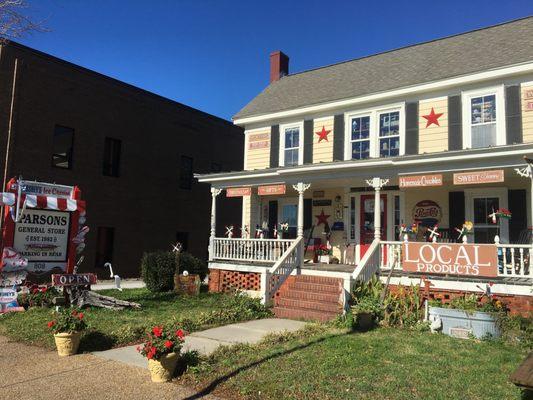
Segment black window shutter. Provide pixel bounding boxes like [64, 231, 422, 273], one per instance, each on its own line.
[405, 102, 419, 155]
[268, 200, 278, 238]
[303, 119, 313, 164]
[505, 85, 522, 145]
[448, 191, 465, 238]
[508, 189, 526, 243]
[304, 198, 313, 230]
[448, 95, 462, 151]
[333, 114, 345, 161]
[270, 125, 279, 168]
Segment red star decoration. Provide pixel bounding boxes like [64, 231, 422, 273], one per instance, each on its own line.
[315, 209, 330, 226]
[422, 107, 444, 128]
[315, 126, 331, 142]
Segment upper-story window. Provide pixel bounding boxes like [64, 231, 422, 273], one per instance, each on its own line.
[345, 104, 404, 160]
[462, 86, 505, 149]
[52, 125, 74, 169]
[279, 122, 304, 166]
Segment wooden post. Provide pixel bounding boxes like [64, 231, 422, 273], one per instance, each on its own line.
[209, 188, 222, 261]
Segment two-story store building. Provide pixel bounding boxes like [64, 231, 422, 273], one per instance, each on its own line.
[197, 17, 533, 320]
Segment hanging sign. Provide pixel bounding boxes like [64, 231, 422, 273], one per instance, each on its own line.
[16, 180, 73, 199]
[399, 174, 443, 188]
[248, 133, 270, 150]
[258, 184, 286, 196]
[402, 242, 498, 277]
[51, 273, 97, 286]
[453, 170, 504, 185]
[412, 200, 442, 226]
[226, 187, 251, 197]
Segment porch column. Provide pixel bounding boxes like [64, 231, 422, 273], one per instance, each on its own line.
[209, 187, 222, 261]
[366, 177, 389, 240]
[292, 182, 311, 238]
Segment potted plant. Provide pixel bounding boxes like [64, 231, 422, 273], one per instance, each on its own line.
[315, 244, 332, 264]
[137, 325, 187, 383]
[47, 307, 87, 356]
[352, 296, 382, 330]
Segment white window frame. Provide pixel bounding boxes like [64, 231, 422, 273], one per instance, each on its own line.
[277, 197, 298, 228]
[465, 187, 509, 243]
[344, 103, 405, 161]
[461, 85, 506, 150]
[279, 121, 304, 167]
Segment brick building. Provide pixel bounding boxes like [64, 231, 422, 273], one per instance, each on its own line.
[0, 41, 243, 277]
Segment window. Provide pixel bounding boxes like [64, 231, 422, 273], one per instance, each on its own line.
[103, 137, 122, 177]
[465, 188, 509, 244]
[379, 111, 400, 157]
[462, 86, 505, 149]
[350, 116, 370, 160]
[345, 104, 404, 160]
[211, 163, 222, 173]
[176, 232, 189, 252]
[179, 156, 193, 190]
[279, 122, 303, 166]
[95, 227, 114, 268]
[52, 125, 74, 169]
[280, 203, 298, 238]
[473, 197, 499, 243]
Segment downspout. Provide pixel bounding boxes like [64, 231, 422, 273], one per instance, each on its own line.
[0, 55, 20, 235]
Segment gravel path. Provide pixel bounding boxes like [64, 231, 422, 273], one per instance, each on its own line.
[0, 335, 220, 400]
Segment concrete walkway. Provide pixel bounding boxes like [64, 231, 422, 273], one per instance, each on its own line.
[93, 318, 306, 369]
[92, 279, 145, 291]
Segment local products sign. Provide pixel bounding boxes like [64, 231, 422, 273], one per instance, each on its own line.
[399, 174, 443, 188]
[412, 200, 442, 226]
[13, 209, 70, 273]
[258, 184, 286, 195]
[402, 242, 498, 277]
[226, 187, 251, 197]
[453, 170, 504, 185]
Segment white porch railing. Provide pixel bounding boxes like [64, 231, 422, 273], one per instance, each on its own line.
[266, 236, 304, 300]
[352, 239, 381, 282]
[211, 238, 293, 263]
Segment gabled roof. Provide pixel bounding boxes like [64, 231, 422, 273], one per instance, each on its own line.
[234, 16, 533, 121]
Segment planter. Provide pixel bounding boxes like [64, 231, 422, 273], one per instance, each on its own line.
[318, 255, 331, 264]
[355, 311, 375, 330]
[174, 274, 200, 295]
[429, 306, 500, 339]
[53, 332, 82, 356]
[148, 352, 179, 383]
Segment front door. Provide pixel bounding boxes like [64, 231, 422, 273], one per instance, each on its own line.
[360, 194, 387, 260]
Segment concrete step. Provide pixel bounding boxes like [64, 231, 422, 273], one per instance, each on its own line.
[273, 306, 338, 323]
[281, 289, 340, 303]
[288, 281, 340, 294]
[276, 297, 341, 313]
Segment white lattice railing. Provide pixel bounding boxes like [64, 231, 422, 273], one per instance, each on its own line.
[380, 241, 403, 271]
[212, 238, 294, 263]
[267, 236, 304, 299]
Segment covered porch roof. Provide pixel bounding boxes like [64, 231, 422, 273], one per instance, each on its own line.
[196, 143, 533, 189]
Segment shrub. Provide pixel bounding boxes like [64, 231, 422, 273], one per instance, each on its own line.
[197, 291, 272, 325]
[18, 285, 59, 308]
[177, 252, 208, 280]
[141, 251, 176, 292]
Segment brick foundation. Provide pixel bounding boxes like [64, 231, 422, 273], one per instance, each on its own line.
[389, 284, 532, 316]
[208, 269, 261, 293]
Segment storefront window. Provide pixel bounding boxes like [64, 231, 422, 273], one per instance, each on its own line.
[473, 197, 499, 243]
[351, 116, 370, 160]
[379, 111, 400, 157]
[281, 204, 297, 238]
[470, 95, 497, 148]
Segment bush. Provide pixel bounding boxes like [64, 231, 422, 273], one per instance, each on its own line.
[196, 292, 272, 326]
[141, 251, 176, 292]
[18, 285, 60, 308]
[177, 252, 208, 280]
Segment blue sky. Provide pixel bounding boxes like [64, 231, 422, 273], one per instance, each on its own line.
[19, 0, 533, 120]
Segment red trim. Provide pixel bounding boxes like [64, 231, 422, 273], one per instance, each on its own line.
[36, 195, 47, 209]
[57, 198, 67, 211]
[66, 210, 79, 273]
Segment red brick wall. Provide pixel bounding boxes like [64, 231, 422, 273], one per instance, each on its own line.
[389, 284, 532, 316]
[208, 269, 261, 293]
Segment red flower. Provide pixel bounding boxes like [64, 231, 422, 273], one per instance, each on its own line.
[77, 312, 84, 320]
[175, 329, 185, 340]
[147, 347, 157, 359]
[40, 287, 47, 293]
[164, 340, 173, 349]
[47, 321, 55, 328]
[32, 288, 39, 294]
[71, 310, 78, 316]
[152, 326, 163, 337]
[136, 346, 141, 352]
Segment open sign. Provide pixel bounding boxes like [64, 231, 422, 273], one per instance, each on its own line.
[51, 273, 97, 286]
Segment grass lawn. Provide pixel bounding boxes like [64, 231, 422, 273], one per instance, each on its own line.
[180, 326, 529, 400]
[0, 288, 249, 352]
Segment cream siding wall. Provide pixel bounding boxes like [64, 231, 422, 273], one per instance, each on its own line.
[242, 194, 260, 230]
[245, 128, 271, 170]
[312, 117, 334, 163]
[418, 97, 448, 154]
[521, 83, 533, 143]
[403, 187, 450, 229]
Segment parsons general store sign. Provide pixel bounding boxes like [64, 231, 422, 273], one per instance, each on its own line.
[402, 242, 498, 278]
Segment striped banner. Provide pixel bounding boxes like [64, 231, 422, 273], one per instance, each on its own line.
[0, 192, 15, 206]
[24, 195, 85, 212]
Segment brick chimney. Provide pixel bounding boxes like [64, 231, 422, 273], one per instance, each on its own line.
[270, 51, 289, 83]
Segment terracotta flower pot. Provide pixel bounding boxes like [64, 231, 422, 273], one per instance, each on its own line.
[53, 331, 81, 356]
[148, 352, 179, 383]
